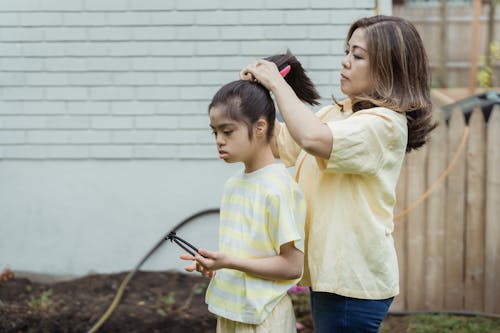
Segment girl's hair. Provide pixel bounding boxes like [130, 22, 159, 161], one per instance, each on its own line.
[208, 50, 320, 141]
[344, 15, 437, 152]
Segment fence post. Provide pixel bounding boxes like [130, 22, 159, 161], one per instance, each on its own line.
[444, 107, 467, 310]
[406, 145, 428, 310]
[465, 107, 486, 312]
[425, 110, 447, 310]
[485, 105, 500, 313]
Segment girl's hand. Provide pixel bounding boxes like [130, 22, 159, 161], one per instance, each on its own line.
[240, 60, 282, 91]
[194, 248, 230, 272]
[179, 253, 214, 278]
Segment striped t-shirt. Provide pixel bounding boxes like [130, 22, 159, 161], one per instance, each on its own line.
[206, 163, 306, 324]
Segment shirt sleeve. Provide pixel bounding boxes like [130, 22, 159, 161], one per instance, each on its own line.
[276, 123, 301, 167]
[323, 109, 402, 175]
[266, 187, 306, 254]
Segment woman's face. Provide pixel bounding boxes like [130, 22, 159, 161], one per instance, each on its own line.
[340, 28, 373, 98]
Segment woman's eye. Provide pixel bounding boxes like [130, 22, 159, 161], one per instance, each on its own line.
[353, 54, 363, 60]
[344, 49, 349, 55]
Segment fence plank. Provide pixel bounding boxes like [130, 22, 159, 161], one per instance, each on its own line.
[444, 108, 467, 310]
[465, 108, 486, 312]
[392, 158, 408, 311]
[425, 110, 447, 310]
[406, 146, 428, 310]
[485, 106, 500, 313]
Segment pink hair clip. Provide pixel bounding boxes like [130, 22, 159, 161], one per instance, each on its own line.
[279, 64, 291, 78]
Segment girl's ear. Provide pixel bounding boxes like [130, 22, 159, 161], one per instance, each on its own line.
[254, 118, 268, 138]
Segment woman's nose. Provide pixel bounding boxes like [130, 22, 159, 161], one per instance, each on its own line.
[341, 55, 350, 69]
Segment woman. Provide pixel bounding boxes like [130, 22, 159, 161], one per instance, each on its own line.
[240, 15, 436, 332]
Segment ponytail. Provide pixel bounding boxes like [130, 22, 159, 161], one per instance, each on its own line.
[207, 50, 319, 142]
[265, 50, 321, 106]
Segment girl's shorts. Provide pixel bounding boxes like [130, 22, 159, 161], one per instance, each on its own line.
[216, 294, 296, 333]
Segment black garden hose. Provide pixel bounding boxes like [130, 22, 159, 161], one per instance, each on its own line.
[86, 208, 220, 333]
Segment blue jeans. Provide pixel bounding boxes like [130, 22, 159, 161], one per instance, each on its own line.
[310, 291, 393, 333]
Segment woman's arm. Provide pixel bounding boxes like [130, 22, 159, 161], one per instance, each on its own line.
[242, 60, 333, 159]
[182, 241, 303, 280]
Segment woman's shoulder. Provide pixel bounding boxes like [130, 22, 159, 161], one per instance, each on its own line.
[354, 106, 406, 123]
[315, 99, 353, 120]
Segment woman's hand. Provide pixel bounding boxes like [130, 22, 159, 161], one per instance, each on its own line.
[240, 60, 283, 91]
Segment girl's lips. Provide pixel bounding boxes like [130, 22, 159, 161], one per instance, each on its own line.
[218, 151, 228, 159]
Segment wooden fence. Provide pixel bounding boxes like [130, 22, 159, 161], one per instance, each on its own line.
[393, 4, 500, 87]
[391, 104, 500, 314]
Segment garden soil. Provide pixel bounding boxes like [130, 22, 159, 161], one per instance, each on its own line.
[0, 270, 409, 333]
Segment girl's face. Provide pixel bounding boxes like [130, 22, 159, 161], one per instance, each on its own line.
[209, 106, 255, 164]
[340, 28, 373, 98]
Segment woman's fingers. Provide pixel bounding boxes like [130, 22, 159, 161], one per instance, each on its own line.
[240, 63, 259, 81]
[240, 67, 255, 81]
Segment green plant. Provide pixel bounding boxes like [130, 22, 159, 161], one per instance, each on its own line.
[478, 41, 500, 88]
[192, 281, 207, 295]
[157, 291, 176, 316]
[178, 281, 208, 313]
[157, 282, 209, 316]
[27, 288, 53, 311]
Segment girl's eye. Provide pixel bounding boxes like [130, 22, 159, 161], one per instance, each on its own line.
[223, 130, 233, 136]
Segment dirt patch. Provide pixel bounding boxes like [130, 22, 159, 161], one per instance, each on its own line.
[0, 270, 408, 333]
[0, 270, 215, 333]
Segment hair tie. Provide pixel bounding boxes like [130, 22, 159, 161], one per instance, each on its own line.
[279, 64, 291, 78]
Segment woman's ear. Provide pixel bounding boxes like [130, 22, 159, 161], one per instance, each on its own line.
[254, 118, 268, 138]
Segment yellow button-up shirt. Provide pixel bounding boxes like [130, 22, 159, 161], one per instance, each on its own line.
[277, 101, 407, 299]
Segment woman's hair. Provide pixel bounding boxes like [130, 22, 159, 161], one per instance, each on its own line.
[208, 50, 320, 141]
[344, 15, 437, 152]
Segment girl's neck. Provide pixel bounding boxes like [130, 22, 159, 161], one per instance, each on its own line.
[243, 145, 276, 173]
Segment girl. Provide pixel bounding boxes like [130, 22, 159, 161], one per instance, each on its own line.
[181, 51, 320, 332]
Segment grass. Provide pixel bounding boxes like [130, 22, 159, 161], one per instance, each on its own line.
[380, 313, 500, 333]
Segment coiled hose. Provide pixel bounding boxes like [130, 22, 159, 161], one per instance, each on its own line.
[86, 208, 220, 333]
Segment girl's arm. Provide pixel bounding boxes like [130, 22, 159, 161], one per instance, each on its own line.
[241, 60, 333, 159]
[182, 241, 303, 280]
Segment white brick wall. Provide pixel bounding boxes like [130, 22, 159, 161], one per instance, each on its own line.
[0, 0, 378, 161]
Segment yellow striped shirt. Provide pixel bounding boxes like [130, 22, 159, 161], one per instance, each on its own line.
[206, 163, 306, 324]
